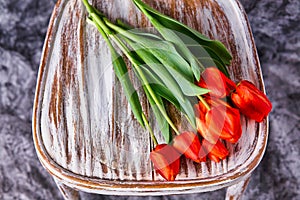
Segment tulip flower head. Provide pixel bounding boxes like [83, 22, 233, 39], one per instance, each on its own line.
[195, 101, 220, 144]
[150, 144, 181, 181]
[195, 98, 242, 144]
[231, 80, 272, 122]
[172, 131, 206, 163]
[202, 139, 229, 162]
[196, 67, 236, 98]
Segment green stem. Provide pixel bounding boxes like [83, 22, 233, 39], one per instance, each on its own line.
[100, 19, 179, 134]
[82, 0, 93, 14]
[91, 13, 113, 35]
[93, 17, 179, 134]
[103, 18, 148, 45]
[83, 0, 180, 135]
[116, 19, 133, 30]
[111, 35, 180, 135]
[134, 1, 205, 75]
[89, 18, 112, 50]
[142, 114, 158, 146]
[82, 0, 105, 17]
[197, 95, 210, 110]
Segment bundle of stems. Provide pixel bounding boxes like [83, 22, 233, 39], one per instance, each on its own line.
[81, 0, 232, 144]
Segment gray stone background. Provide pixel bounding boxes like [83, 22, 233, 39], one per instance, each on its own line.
[0, 0, 299, 199]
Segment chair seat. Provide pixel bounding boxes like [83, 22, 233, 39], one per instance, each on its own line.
[33, 0, 268, 196]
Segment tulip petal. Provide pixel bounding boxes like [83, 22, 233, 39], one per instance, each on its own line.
[150, 144, 181, 181]
[231, 80, 272, 122]
[196, 67, 236, 98]
[172, 132, 206, 163]
[202, 140, 229, 162]
[196, 98, 242, 144]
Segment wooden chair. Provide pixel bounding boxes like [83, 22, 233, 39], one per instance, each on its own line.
[33, 0, 269, 199]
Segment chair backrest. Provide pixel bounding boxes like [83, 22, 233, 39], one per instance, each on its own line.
[33, 0, 268, 195]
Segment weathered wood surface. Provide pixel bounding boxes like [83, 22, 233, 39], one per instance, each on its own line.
[33, 0, 268, 195]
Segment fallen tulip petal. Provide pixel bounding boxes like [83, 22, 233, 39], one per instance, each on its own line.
[150, 144, 181, 181]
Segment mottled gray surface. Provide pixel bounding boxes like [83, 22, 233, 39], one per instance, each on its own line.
[0, 0, 299, 199]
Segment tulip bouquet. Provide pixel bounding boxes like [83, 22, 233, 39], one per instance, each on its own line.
[81, 0, 272, 181]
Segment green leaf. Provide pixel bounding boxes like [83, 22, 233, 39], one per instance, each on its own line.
[132, 0, 231, 76]
[132, 8, 203, 81]
[143, 86, 171, 143]
[129, 41, 210, 97]
[128, 42, 198, 128]
[115, 19, 133, 30]
[149, 42, 194, 81]
[104, 19, 194, 81]
[187, 41, 229, 76]
[116, 19, 163, 41]
[139, 65, 181, 111]
[110, 49, 145, 127]
[109, 34, 180, 134]
[113, 19, 209, 117]
[88, 14, 145, 127]
[129, 42, 183, 99]
[166, 65, 210, 96]
[109, 19, 210, 97]
[87, 8, 199, 129]
[197, 56, 224, 69]
[116, 17, 203, 81]
[150, 28, 202, 81]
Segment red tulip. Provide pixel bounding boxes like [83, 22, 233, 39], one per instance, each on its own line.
[231, 80, 272, 122]
[202, 139, 229, 162]
[172, 131, 206, 163]
[195, 98, 242, 144]
[150, 144, 181, 181]
[195, 101, 219, 144]
[196, 67, 236, 98]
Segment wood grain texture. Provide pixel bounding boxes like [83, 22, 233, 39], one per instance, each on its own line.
[33, 0, 269, 195]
